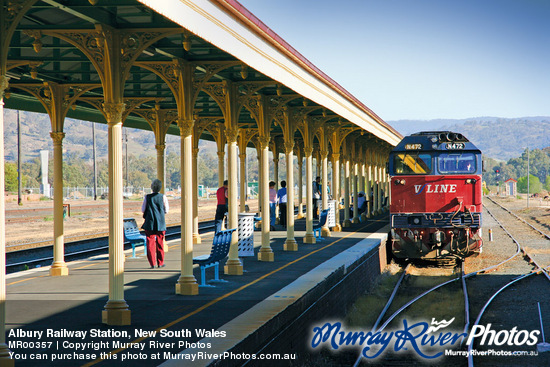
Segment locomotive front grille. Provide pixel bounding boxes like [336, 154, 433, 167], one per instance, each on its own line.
[391, 212, 481, 228]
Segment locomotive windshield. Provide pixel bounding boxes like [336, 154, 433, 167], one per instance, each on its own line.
[393, 153, 432, 174]
[437, 152, 476, 174]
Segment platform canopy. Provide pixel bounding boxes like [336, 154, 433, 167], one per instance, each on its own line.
[1, 0, 401, 147]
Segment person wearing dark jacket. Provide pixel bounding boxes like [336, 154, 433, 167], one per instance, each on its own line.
[142, 179, 169, 268]
[277, 180, 287, 227]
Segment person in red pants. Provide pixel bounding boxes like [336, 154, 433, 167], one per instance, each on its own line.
[141, 179, 169, 268]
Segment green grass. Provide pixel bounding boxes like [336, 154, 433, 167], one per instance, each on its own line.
[346, 268, 402, 328]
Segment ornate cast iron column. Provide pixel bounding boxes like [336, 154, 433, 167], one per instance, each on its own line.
[224, 127, 243, 275]
[239, 151, 247, 211]
[102, 101, 131, 325]
[331, 152, 342, 231]
[175, 119, 199, 295]
[320, 149, 331, 237]
[50, 132, 69, 276]
[256, 95, 274, 260]
[0, 74, 14, 366]
[192, 147, 201, 245]
[303, 146, 316, 244]
[258, 135, 274, 261]
[361, 157, 368, 222]
[296, 146, 304, 219]
[352, 160, 360, 224]
[343, 154, 352, 228]
[284, 141, 298, 251]
[366, 149, 373, 218]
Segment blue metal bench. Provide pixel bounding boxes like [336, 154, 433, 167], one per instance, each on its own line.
[193, 228, 236, 287]
[313, 209, 329, 241]
[123, 218, 147, 258]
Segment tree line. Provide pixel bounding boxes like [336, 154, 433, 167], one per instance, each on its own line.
[4, 151, 221, 193]
[10, 146, 548, 195]
[485, 147, 550, 194]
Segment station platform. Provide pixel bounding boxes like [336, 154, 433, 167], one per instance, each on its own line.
[5, 216, 389, 367]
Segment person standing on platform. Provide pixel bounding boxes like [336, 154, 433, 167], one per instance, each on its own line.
[142, 179, 169, 269]
[358, 191, 367, 214]
[277, 180, 288, 228]
[313, 176, 321, 219]
[269, 181, 277, 231]
[215, 180, 228, 234]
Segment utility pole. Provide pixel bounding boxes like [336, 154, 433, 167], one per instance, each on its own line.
[124, 128, 129, 193]
[527, 147, 530, 208]
[17, 110, 22, 205]
[92, 122, 97, 200]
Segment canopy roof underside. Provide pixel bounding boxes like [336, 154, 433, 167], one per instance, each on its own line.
[2, 0, 401, 149]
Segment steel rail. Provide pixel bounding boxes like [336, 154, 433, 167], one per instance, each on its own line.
[467, 197, 550, 367]
[6, 221, 216, 272]
[368, 208, 525, 333]
[486, 197, 550, 240]
[350, 202, 525, 364]
[379, 273, 465, 331]
[6, 207, 301, 273]
[351, 264, 410, 367]
[349, 268, 465, 365]
[466, 272, 535, 367]
[478, 203, 522, 274]
[371, 264, 411, 333]
[7, 221, 193, 249]
[485, 197, 550, 280]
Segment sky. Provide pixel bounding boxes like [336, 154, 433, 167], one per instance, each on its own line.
[238, 0, 550, 122]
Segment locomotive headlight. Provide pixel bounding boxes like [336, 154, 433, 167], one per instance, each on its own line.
[465, 178, 477, 184]
[408, 216, 422, 225]
[394, 179, 406, 185]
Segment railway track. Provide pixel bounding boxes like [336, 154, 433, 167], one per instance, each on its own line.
[6, 204, 275, 274]
[349, 262, 468, 366]
[464, 198, 550, 366]
[4, 201, 141, 222]
[6, 221, 185, 252]
[484, 197, 550, 278]
[4, 199, 225, 250]
[344, 196, 550, 366]
[6, 220, 216, 273]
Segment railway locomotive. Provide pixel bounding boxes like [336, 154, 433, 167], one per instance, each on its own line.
[388, 131, 483, 260]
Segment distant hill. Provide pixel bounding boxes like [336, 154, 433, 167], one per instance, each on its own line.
[388, 117, 550, 161]
[4, 109, 549, 163]
[2, 109, 215, 162]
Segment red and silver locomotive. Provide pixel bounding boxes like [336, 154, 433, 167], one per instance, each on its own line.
[388, 131, 483, 260]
